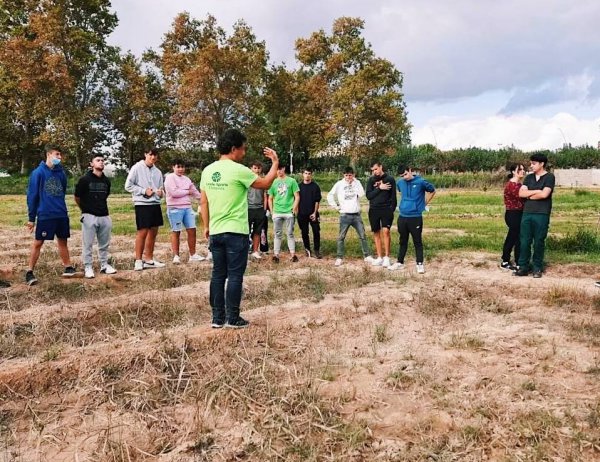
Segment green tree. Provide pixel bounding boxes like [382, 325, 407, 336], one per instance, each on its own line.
[107, 53, 174, 168]
[295, 17, 410, 167]
[156, 13, 268, 150]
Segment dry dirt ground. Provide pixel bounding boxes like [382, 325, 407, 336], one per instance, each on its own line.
[1, 226, 600, 461]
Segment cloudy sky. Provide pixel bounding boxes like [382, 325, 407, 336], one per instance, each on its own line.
[108, 0, 600, 151]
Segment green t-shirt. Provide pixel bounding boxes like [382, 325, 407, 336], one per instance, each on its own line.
[200, 159, 257, 235]
[268, 177, 299, 214]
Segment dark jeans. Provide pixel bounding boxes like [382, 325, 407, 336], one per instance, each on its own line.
[209, 232, 249, 323]
[397, 216, 424, 264]
[501, 209, 522, 263]
[518, 212, 550, 272]
[297, 213, 321, 252]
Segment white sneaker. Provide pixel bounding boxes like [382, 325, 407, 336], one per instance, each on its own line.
[84, 267, 95, 279]
[172, 255, 181, 264]
[100, 264, 117, 275]
[371, 257, 383, 266]
[134, 259, 144, 271]
[250, 251, 262, 260]
[364, 256, 374, 263]
[143, 260, 166, 269]
[388, 262, 404, 271]
[382, 257, 391, 268]
[417, 263, 425, 274]
[189, 254, 206, 262]
[206, 252, 213, 261]
[335, 258, 343, 267]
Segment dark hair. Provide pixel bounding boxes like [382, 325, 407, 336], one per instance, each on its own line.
[251, 160, 263, 169]
[277, 164, 288, 173]
[371, 161, 382, 168]
[530, 153, 548, 167]
[303, 167, 313, 173]
[172, 158, 186, 167]
[506, 163, 523, 180]
[45, 143, 62, 154]
[90, 153, 105, 162]
[344, 166, 354, 174]
[144, 146, 159, 155]
[217, 128, 247, 155]
[397, 164, 410, 175]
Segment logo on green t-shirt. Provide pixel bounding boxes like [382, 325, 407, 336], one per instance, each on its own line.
[212, 172, 221, 182]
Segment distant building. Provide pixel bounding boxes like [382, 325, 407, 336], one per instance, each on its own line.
[554, 169, 600, 187]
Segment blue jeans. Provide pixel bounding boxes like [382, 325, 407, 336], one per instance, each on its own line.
[337, 213, 370, 258]
[209, 233, 249, 323]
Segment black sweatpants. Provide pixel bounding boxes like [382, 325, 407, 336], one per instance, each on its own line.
[501, 209, 522, 263]
[397, 216, 424, 264]
[297, 213, 320, 252]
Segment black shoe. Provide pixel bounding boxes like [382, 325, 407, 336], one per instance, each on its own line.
[25, 270, 38, 286]
[514, 268, 530, 277]
[225, 317, 250, 329]
[595, 281, 600, 288]
[0, 279, 10, 288]
[315, 251, 322, 259]
[272, 255, 280, 263]
[62, 266, 76, 277]
[500, 261, 517, 271]
[211, 320, 224, 329]
[305, 249, 311, 258]
[291, 255, 299, 263]
[532, 270, 542, 278]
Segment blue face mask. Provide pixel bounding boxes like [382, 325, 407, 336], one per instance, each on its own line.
[51, 158, 61, 166]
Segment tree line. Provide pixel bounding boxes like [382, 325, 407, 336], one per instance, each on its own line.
[0, 0, 409, 174]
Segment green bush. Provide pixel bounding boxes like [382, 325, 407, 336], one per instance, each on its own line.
[547, 228, 600, 253]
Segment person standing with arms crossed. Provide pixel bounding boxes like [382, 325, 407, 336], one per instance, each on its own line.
[366, 161, 397, 268]
[25, 144, 76, 285]
[514, 154, 555, 278]
[200, 129, 279, 328]
[297, 168, 322, 259]
[125, 147, 166, 271]
[388, 165, 435, 274]
[74, 154, 117, 279]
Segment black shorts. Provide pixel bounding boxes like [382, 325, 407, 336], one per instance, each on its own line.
[35, 217, 70, 240]
[368, 208, 394, 232]
[248, 208, 266, 236]
[135, 204, 164, 230]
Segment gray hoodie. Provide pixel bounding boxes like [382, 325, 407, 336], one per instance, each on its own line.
[124, 160, 164, 205]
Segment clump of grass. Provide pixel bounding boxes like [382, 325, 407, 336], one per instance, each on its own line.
[372, 324, 391, 343]
[448, 332, 485, 350]
[543, 286, 600, 311]
[574, 188, 591, 196]
[568, 321, 600, 347]
[547, 228, 600, 253]
[521, 380, 537, 391]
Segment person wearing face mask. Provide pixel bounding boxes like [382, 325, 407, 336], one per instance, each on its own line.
[25, 144, 76, 285]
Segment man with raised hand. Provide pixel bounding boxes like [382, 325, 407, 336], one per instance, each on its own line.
[268, 165, 300, 263]
[125, 147, 166, 271]
[25, 144, 76, 286]
[327, 166, 373, 267]
[514, 153, 555, 278]
[74, 153, 117, 279]
[388, 165, 435, 274]
[200, 129, 279, 329]
[164, 158, 204, 264]
[366, 161, 397, 268]
[297, 168, 322, 259]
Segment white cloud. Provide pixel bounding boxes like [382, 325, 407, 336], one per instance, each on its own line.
[412, 112, 600, 151]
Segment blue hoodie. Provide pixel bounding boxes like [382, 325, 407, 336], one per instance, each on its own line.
[396, 175, 435, 218]
[27, 161, 68, 222]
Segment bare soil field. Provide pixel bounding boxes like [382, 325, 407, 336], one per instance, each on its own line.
[1, 225, 600, 461]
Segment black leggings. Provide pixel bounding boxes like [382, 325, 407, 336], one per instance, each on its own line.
[397, 216, 423, 264]
[501, 210, 522, 263]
